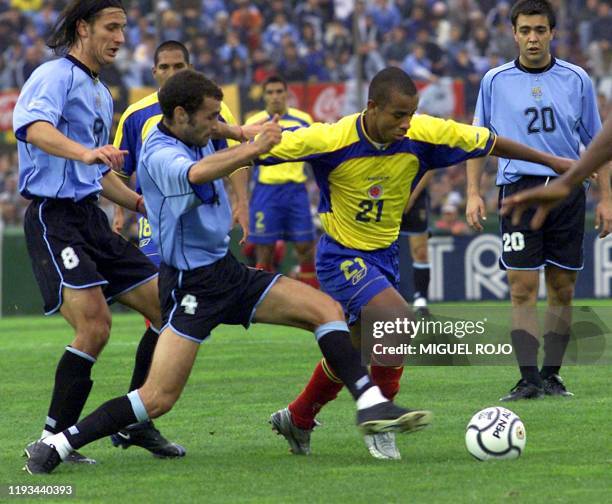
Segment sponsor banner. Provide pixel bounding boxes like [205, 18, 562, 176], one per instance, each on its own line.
[240, 80, 465, 122]
[0, 81, 464, 144]
[0, 90, 19, 134]
[399, 232, 612, 301]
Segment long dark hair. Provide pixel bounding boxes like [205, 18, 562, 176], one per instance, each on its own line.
[47, 0, 125, 55]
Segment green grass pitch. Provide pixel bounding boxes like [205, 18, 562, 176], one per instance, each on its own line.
[0, 309, 609, 503]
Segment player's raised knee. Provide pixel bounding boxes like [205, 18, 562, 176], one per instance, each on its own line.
[309, 292, 344, 326]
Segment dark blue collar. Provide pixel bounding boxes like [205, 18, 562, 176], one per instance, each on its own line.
[514, 56, 556, 74]
[65, 55, 99, 80]
[158, 120, 199, 149]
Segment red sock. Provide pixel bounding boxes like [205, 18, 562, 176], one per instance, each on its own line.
[371, 366, 404, 400]
[255, 262, 274, 272]
[288, 359, 344, 429]
[297, 261, 320, 289]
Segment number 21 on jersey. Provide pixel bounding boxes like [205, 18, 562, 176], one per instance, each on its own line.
[355, 200, 384, 223]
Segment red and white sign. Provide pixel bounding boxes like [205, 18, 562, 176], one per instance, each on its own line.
[0, 90, 19, 132]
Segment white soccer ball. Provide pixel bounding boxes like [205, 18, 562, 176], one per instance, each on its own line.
[465, 406, 526, 461]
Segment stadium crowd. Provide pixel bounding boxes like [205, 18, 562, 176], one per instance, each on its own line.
[1, 0, 610, 228]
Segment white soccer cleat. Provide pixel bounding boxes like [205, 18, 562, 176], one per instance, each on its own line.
[364, 432, 401, 460]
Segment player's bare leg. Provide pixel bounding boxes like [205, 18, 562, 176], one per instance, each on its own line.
[25, 287, 112, 465]
[112, 278, 186, 457]
[257, 277, 431, 456]
[24, 328, 198, 474]
[137, 329, 200, 417]
[255, 243, 276, 272]
[294, 240, 319, 288]
[540, 267, 576, 396]
[501, 270, 544, 401]
[116, 277, 162, 328]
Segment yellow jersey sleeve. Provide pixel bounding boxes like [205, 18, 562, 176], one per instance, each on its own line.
[407, 114, 496, 168]
[112, 91, 160, 179]
[112, 108, 131, 179]
[251, 108, 316, 184]
[220, 101, 239, 149]
[259, 118, 355, 165]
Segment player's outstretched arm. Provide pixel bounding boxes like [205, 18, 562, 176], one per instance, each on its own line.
[110, 172, 133, 234]
[405, 171, 433, 215]
[499, 177, 571, 231]
[112, 204, 125, 234]
[500, 118, 612, 232]
[466, 157, 487, 231]
[101, 170, 146, 215]
[189, 119, 282, 184]
[565, 117, 612, 187]
[25, 121, 128, 171]
[228, 167, 250, 245]
[212, 117, 267, 142]
[594, 162, 612, 238]
[491, 136, 574, 175]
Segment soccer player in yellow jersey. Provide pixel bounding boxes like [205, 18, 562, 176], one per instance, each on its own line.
[245, 76, 318, 288]
[263, 67, 573, 460]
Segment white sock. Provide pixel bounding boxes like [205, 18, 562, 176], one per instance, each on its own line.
[356, 386, 388, 410]
[41, 433, 73, 460]
[40, 429, 54, 440]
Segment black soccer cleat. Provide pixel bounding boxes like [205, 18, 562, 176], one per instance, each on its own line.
[24, 440, 96, 464]
[357, 401, 433, 435]
[414, 306, 431, 318]
[500, 379, 545, 401]
[64, 451, 97, 464]
[542, 374, 574, 397]
[23, 441, 61, 475]
[110, 421, 186, 458]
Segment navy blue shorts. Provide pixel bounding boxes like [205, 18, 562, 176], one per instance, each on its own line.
[24, 197, 158, 315]
[400, 189, 429, 235]
[316, 234, 399, 325]
[159, 252, 281, 343]
[498, 176, 585, 271]
[249, 182, 315, 244]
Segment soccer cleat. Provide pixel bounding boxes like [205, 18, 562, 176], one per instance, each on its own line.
[23, 441, 61, 475]
[364, 432, 401, 460]
[356, 401, 432, 435]
[542, 374, 574, 397]
[499, 379, 545, 401]
[110, 421, 186, 458]
[65, 451, 97, 464]
[269, 407, 319, 455]
[24, 441, 96, 465]
[413, 298, 431, 318]
[414, 306, 431, 318]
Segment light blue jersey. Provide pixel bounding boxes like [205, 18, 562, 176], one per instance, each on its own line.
[473, 57, 601, 185]
[13, 56, 113, 200]
[138, 123, 232, 270]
